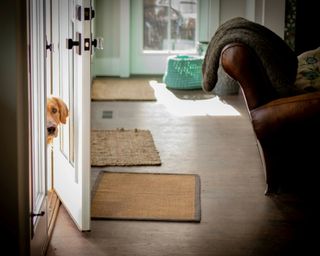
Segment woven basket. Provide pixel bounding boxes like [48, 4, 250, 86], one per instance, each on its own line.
[163, 55, 204, 90]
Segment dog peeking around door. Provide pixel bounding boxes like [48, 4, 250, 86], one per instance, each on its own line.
[47, 97, 69, 144]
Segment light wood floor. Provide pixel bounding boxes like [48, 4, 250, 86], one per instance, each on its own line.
[46, 77, 318, 256]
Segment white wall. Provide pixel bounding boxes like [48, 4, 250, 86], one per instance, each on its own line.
[220, 0, 285, 38]
[220, 0, 247, 23]
[261, 0, 286, 38]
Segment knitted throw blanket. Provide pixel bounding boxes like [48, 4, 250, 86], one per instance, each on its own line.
[202, 17, 298, 96]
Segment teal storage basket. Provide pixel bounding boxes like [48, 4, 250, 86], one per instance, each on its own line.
[163, 55, 204, 89]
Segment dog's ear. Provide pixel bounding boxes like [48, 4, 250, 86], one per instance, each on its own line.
[53, 97, 69, 124]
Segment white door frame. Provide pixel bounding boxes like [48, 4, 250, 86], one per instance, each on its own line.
[28, 0, 49, 254]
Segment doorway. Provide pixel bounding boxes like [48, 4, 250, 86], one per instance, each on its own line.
[28, 1, 93, 253]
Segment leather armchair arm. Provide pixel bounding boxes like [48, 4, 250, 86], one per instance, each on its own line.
[221, 43, 278, 110]
[251, 92, 320, 141]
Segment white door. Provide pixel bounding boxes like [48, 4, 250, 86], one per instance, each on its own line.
[51, 0, 92, 231]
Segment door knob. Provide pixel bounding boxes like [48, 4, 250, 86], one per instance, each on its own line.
[92, 37, 103, 50]
[92, 39, 97, 47]
[45, 37, 54, 58]
[66, 32, 82, 55]
[31, 211, 45, 217]
[46, 43, 53, 51]
[66, 38, 80, 49]
[46, 39, 54, 52]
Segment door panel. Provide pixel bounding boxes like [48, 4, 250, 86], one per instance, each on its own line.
[52, 0, 91, 231]
[58, 0, 72, 160]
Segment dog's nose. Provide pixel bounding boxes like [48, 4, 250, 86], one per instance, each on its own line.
[47, 126, 56, 135]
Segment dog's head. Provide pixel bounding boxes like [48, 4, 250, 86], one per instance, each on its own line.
[47, 97, 69, 144]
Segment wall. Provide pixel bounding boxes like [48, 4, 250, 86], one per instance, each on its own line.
[295, 0, 319, 54]
[261, 0, 285, 38]
[0, 0, 30, 255]
[220, 0, 285, 38]
[220, 0, 246, 23]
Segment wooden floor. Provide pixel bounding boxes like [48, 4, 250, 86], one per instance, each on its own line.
[46, 78, 318, 256]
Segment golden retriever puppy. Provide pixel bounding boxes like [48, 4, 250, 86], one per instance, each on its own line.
[47, 97, 69, 144]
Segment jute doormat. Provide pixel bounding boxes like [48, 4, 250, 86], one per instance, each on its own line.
[91, 129, 161, 167]
[91, 171, 201, 222]
[91, 77, 157, 101]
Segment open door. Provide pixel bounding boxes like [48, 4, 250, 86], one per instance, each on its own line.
[51, 0, 92, 231]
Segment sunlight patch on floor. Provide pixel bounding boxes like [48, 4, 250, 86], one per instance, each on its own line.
[149, 80, 241, 117]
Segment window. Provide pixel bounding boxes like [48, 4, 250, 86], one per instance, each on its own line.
[143, 0, 197, 52]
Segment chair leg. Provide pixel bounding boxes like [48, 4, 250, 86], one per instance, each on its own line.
[258, 144, 281, 196]
[264, 182, 279, 196]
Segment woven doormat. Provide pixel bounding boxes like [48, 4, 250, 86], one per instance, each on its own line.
[91, 171, 201, 222]
[91, 77, 157, 101]
[91, 129, 161, 167]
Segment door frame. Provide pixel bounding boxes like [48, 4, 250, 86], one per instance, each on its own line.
[27, 0, 52, 254]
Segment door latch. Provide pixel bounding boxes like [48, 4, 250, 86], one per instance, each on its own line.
[84, 38, 90, 51]
[84, 37, 103, 52]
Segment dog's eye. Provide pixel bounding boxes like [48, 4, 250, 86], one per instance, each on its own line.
[52, 107, 58, 114]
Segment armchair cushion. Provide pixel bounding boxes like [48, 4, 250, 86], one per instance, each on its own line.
[294, 47, 320, 92]
[250, 92, 320, 141]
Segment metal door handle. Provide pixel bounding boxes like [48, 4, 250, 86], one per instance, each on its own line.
[66, 32, 82, 55]
[66, 38, 79, 49]
[46, 43, 54, 52]
[92, 37, 103, 50]
[31, 211, 45, 217]
[92, 39, 97, 48]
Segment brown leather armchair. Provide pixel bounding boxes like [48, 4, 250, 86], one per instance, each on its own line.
[220, 42, 320, 195]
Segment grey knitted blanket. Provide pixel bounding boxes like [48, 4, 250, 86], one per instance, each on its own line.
[202, 17, 298, 96]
